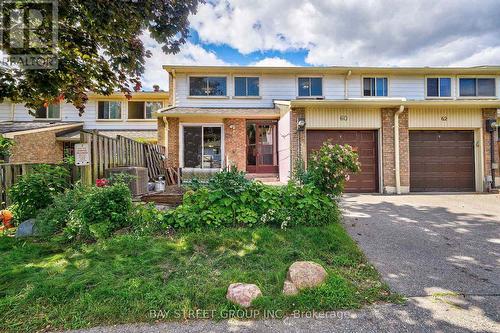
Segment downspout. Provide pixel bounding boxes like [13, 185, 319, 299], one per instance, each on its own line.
[344, 70, 352, 99]
[10, 102, 15, 121]
[394, 105, 405, 194]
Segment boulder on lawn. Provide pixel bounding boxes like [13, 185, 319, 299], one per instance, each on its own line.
[283, 261, 327, 295]
[226, 283, 262, 308]
[15, 219, 39, 238]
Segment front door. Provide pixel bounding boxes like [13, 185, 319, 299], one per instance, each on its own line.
[246, 121, 279, 173]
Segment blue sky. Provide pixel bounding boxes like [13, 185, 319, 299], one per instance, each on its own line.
[187, 29, 309, 66]
[141, 0, 500, 90]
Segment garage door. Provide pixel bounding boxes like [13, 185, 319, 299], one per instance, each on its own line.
[307, 130, 378, 193]
[410, 131, 475, 192]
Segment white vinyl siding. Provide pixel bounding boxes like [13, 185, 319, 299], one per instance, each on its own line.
[7, 101, 158, 130]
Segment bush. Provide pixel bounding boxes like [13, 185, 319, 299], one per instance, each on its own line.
[306, 142, 361, 196]
[129, 202, 170, 235]
[35, 184, 87, 236]
[164, 175, 339, 230]
[64, 183, 133, 241]
[9, 164, 70, 221]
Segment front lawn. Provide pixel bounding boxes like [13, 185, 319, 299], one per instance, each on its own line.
[0, 224, 396, 332]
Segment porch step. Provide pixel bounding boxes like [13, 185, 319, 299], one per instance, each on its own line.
[246, 173, 280, 183]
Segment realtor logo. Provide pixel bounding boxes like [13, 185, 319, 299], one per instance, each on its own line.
[0, 0, 58, 69]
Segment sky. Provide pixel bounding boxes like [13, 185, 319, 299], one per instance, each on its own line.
[141, 0, 500, 90]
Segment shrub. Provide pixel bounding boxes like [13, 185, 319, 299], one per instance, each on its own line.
[35, 184, 87, 236]
[306, 142, 361, 196]
[9, 164, 70, 221]
[164, 175, 339, 230]
[129, 202, 170, 235]
[64, 183, 133, 241]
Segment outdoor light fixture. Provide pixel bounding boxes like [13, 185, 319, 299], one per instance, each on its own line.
[297, 117, 306, 131]
[486, 119, 498, 132]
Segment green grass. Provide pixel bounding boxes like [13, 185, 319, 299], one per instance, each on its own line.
[0, 224, 398, 332]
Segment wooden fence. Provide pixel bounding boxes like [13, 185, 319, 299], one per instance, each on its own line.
[0, 163, 79, 207]
[79, 130, 169, 184]
[0, 131, 174, 207]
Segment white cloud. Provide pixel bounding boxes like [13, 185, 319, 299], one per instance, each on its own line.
[251, 57, 296, 67]
[141, 34, 228, 90]
[190, 0, 500, 66]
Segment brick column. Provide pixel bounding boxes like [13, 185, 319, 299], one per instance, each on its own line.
[482, 108, 499, 182]
[224, 118, 246, 171]
[381, 107, 409, 194]
[165, 117, 179, 168]
[290, 107, 306, 171]
[157, 117, 166, 146]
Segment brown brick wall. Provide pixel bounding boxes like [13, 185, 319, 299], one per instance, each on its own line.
[224, 118, 246, 171]
[165, 117, 179, 168]
[381, 108, 409, 192]
[482, 108, 499, 180]
[290, 107, 306, 172]
[10, 128, 64, 164]
[157, 117, 166, 146]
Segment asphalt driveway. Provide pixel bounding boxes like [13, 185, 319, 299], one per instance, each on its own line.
[342, 193, 500, 329]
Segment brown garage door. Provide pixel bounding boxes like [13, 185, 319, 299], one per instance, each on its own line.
[410, 130, 475, 192]
[307, 130, 378, 193]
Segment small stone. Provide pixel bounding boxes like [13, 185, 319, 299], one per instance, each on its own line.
[15, 219, 39, 238]
[283, 261, 327, 295]
[282, 280, 299, 295]
[226, 283, 262, 308]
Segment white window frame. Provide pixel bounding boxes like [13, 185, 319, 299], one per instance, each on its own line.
[457, 75, 497, 99]
[296, 76, 324, 98]
[34, 104, 61, 120]
[96, 100, 123, 121]
[187, 75, 229, 98]
[424, 76, 454, 99]
[361, 76, 389, 97]
[126, 100, 163, 121]
[233, 76, 261, 99]
[179, 123, 225, 170]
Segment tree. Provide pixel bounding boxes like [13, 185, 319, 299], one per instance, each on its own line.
[0, 0, 201, 115]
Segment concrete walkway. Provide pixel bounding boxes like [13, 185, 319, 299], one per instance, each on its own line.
[68, 194, 500, 333]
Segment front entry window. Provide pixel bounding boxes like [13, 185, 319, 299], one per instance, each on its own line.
[183, 125, 222, 169]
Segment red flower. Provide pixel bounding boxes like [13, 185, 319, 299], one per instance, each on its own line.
[96, 179, 108, 187]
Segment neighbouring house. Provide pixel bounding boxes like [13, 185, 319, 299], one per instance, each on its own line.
[0, 91, 169, 164]
[156, 65, 500, 193]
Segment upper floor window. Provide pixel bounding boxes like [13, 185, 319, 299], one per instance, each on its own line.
[98, 101, 122, 120]
[234, 77, 259, 97]
[35, 103, 60, 119]
[189, 77, 227, 96]
[298, 77, 322, 97]
[363, 77, 388, 97]
[459, 78, 496, 97]
[426, 77, 451, 98]
[128, 101, 163, 120]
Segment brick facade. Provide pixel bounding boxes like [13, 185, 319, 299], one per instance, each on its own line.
[381, 108, 409, 193]
[290, 107, 306, 172]
[165, 117, 179, 168]
[10, 128, 64, 163]
[223, 118, 247, 171]
[482, 108, 499, 181]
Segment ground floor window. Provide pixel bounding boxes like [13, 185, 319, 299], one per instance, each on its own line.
[182, 125, 222, 169]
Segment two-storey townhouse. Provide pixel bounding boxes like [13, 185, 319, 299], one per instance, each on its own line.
[0, 91, 169, 163]
[156, 65, 500, 193]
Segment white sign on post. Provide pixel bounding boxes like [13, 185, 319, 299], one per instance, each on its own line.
[74, 143, 91, 166]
